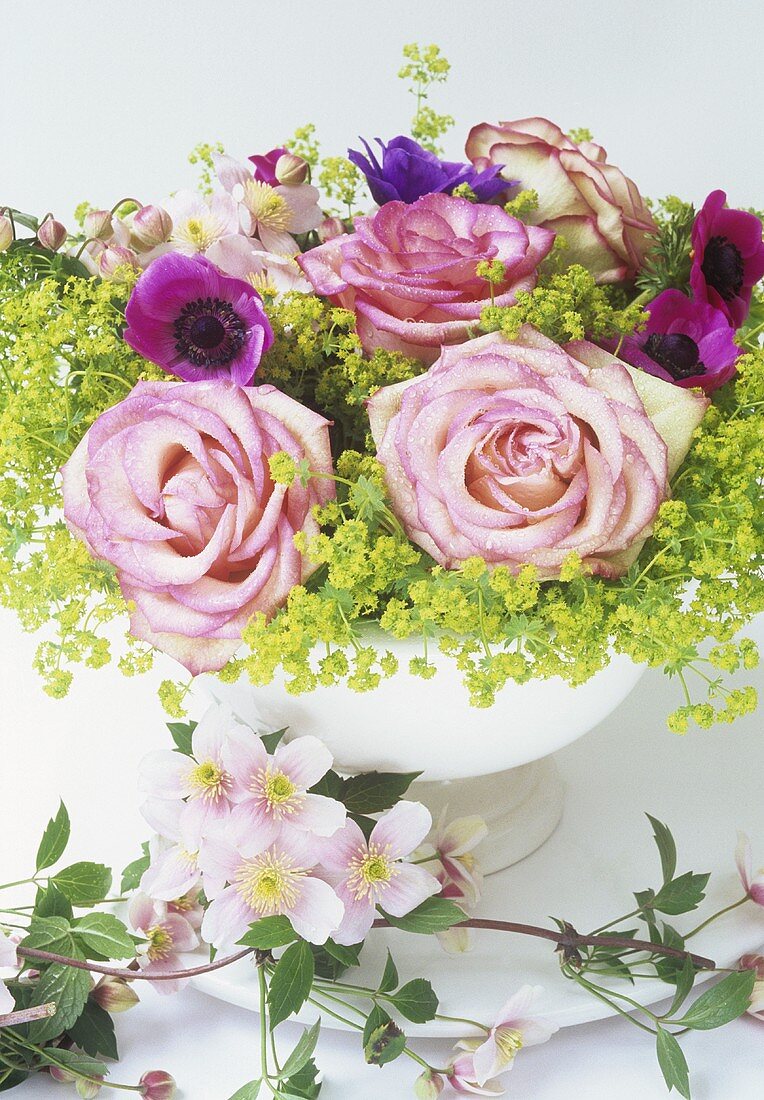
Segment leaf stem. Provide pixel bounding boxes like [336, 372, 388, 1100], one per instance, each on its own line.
[684, 895, 749, 939]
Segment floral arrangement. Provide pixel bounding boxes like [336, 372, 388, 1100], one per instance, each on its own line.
[1, 699, 763, 1099]
[0, 41, 763, 732]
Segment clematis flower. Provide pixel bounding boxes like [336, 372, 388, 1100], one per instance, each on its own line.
[0, 930, 19, 1016]
[200, 828, 344, 949]
[735, 832, 764, 906]
[124, 252, 274, 385]
[431, 811, 487, 908]
[128, 893, 199, 995]
[167, 886, 205, 931]
[214, 153, 322, 255]
[690, 190, 764, 328]
[348, 136, 510, 206]
[139, 806, 204, 902]
[740, 955, 764, 1022]
[207, 234, 312, 296]
[162, 189, 241, 257]
[455, 985, 558, 1086]
[601, 289, 740, 393]
[447, 1053, 505, 1096]
[319, 801, 441, 946]
[223, 730, 346, 847]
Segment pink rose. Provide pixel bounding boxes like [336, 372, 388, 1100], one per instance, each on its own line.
[367, 328, 708, 578]
[466, 118, 655, 283]
[62, 380, 334, 673]
[298, 192, 554, 364]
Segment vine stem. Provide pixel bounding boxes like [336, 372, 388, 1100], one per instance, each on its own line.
[16, 945, 252, 980]
[0, 1003, 56, 1027]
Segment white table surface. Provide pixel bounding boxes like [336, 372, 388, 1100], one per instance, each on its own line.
[2, 609, 763, 1098]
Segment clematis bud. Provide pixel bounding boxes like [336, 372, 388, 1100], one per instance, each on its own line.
[92, 974, 140, 1013]
[76, 1077, 103, 1098]
[84, 209, 113, 240]
[49, 1066, 76, 1082]
[275, 152, 310, 186]
[98, 244, 138, 280]
[132, 204, 173, 248]
[317, 216, 345, 243]
[0, 215, 13, 252]
[139, 1070, 176, 1099]
[414, 1069, 445, 1099]
[37, 216, 67, 252]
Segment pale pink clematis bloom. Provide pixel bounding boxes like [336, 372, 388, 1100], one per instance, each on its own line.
[213, 153, 322, 255]
[455, 985, 558, 1087]
[0, 931, 19, 1016]
[432, 811, 487, 908]
[207, 234, 312, 295]
[223, 730, 346, 848]
[448, 1053, 505, 1096]
[740, 954, 764, 1021]
[162, 189, 241, 256]
[128, 894, 199, 995]
[319, 801, 441, 946]
[200, 827, 344, 949]
[736, 832, 764, 906]
[139, 801, 205, 902]
[139, 704, 245, 837]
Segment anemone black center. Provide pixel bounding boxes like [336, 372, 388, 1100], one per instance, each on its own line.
[173, 297, 247, 367]
[643, 332, 705, 381]
[701, 235, 744, 302]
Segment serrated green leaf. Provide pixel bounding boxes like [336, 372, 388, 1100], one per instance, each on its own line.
[67, 1000, 119, 1060]
[33, 884, 73, 920]
[363, 1017, 406, 1066]
[280, 1019, 321, 1079]
[283, 1056, 320, 1100]
[260, 727, 288, 754]
[646, 814, 677, 885]
[341, 772, 421, 814]
[652, 873, 709, 916]
[308, 769, 345, 800]
[387, 978, 438, 1023]
[22, 916, 76, 957]
[321, 938, 361, 969]
[378, 950, 398, 994]
[73, 913, 135, 959]
[39, 1047, 108, 1079]
[36, 801, 70, 871]
[665, 956, 698, 1020]
[238, 916, 297, 950]
[227, 1083, 262, 1100]
[51, 862, 112, 906]
[674, 970, 756, 1030]
[380, 897, 465, 935]
[656, 1026, 691, 1099]
[120, 843, 150, 894]
[28, 965, 92, 1042]
[167, 720, 196, 755]
[267, 940, 315, 1029]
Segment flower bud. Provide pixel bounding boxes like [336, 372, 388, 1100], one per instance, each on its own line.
[0, 215, 13, 252]
[92, 975, 140, 1013]
[740, 953, 764, 979]
[414, 1070, 445, 1099]
[139, 1070, 176, 1099]
[37, 217, 67, 252]
[76, 1077, 103, 1098]
[84, 209, 113, 241]
[317, 216, 345, 243]
[132, 205, 173, 248]
[98, 245, 138, 280]
[49, 1066, 76, 1083]
[275, 152, 309, 186]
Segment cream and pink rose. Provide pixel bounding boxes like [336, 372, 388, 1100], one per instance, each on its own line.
[62, 380, 334, 674]
[298, 192, 554, 364]
[367, 327, 707, 578]
[466, 118, 655, 283]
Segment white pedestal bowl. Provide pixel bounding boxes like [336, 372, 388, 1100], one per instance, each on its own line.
[200, 635, 646, 874]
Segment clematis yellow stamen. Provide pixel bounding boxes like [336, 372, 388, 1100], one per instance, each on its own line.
[494, 1026, 524, 1062]
[173, 215, 224, 252]
[255, 767, 301, 816]
[235, 852, 306, 915]
[188, 760, 230, 802]
[247, 272, 278, 297]
[146, 925, 173, 961]
[243, 180, 292, 232]
[346, 844, 395, 901]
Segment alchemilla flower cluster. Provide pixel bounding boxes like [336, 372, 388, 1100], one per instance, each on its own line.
[0, 43, 762, 730]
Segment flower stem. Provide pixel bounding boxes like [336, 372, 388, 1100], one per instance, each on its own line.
[16, 944, 253, 981]
[684, 895, 749, 939]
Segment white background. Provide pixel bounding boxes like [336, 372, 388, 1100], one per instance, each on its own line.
[2, 1, 764, 1097]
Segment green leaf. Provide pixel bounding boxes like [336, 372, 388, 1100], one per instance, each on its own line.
[67, 1000, 119, 1060]
[341, 771, 421, 814]
[120, 843, 150, 894]
[646, 814, 677, 885]
[51, 862, 112, 907]
[656, 1026, 691, 1099]
[363, 1010, 406, 1067]
[665, 956, 699, 1020]
[321, 938, 362, 970]
[28, 964, 92, 1042]
[378, 950, 399, 994]
[33, 884, 73, 920]
[227, 1083, 262, 1100]
[167, 720, 196, 755]
[39, 1047, 108, 1080]
[652, 873, 710, 916]
[674, 970, 756, 1030]
[22, 916, 77, 957]
[36, 801, 71, 871]
[380, 897, 465, 934]
[349, 813, 377, 841]
[283, 1056, 320, 1100]
[387, 978, 439, 1023]
[237, 916, 297, 950]
[260, 727, 288, 754]
[267, 940, 315, 1028]
[280, 1019, 321, 1079]
[73, 913, 136, 959]
[308, 769, 345, 801]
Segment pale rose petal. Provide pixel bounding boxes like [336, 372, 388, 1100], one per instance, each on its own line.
[275, 736, 333, 790]
[372, 801, 433, 861]
[380, 862, 441, 917]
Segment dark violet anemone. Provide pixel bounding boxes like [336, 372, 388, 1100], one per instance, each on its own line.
[348, 135, 511, 206]
[602, 288, 739, 393]
[124, 253, 274, 385]
[690, 190, 764, 329]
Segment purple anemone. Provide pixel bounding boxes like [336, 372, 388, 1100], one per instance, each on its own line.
[603, 288, 739, 393]
[124, 253, 273, 385]
[348, 135, 511, 206]
[690, 190, 764, 329]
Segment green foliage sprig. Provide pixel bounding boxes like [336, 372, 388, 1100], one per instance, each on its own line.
[398, 43, 454, 154]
